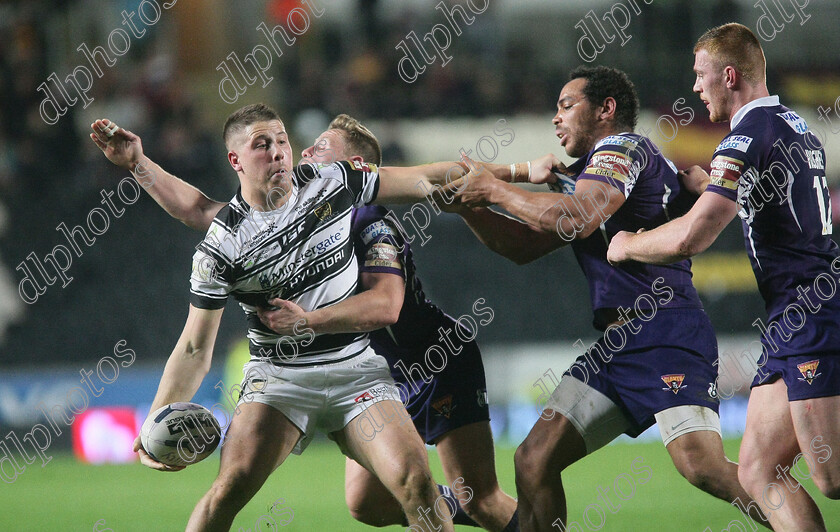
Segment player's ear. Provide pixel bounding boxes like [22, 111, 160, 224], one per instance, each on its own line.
[600, 97, 617, 122]
[228, 150, 242, 172]
[724, 66, 738, 89]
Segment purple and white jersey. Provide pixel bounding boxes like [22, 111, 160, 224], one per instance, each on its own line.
[705, 96, 840, 355]
[566, 133, 702, 329]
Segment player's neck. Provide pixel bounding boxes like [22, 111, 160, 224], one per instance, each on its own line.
[241, 179, 295, 213]
[728, 83, 771, 122]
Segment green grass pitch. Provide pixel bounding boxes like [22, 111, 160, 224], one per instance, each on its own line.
[2, 439, 838, 531]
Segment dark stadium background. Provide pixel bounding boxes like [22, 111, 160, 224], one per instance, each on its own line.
[1, 0, 839, 511]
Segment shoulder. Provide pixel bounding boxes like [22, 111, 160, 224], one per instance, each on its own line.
[209, 196, 246, 233]
[593, 133, 643, 153]
[352, 204, 389, 231]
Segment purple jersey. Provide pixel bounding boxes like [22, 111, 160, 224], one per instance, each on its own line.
[705, 96, 840, 356]
[567, 133, 702, 329]
[350, 205, 455, 351]
[350, 205, 489, 442]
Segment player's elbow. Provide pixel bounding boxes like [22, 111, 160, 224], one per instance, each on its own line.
[578, 220, 602, 240]
[377, 302, 402, 328]
[363, 298, 402, 330]
[675, 232, 705, 259]
[177, 341, 214, 373]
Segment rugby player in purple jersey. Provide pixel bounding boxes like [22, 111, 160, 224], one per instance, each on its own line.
[442, 66, 768, 531]
[609, 23, 840, 531]
[91, 114, 519, 532]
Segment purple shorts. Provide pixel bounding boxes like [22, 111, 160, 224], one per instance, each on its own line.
[564, 308, 720, 438]
[373, 334, 490, 444]
[751, 351, 840, 401]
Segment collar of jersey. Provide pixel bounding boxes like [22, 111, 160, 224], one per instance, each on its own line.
[730, 95, 780, 130]
[235, 186, 295, 217]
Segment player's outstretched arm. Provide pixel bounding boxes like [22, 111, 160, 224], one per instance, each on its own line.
[375, 161, 468, 203]
[451, 166, 625, 238]
[458, 207, 567, 264]
[608, 191, 738, 265]
[257, 272, 405, 335]
[460, 153, 562, 184]
[89, 119, 224, 231]
[134, 305, 224, 471]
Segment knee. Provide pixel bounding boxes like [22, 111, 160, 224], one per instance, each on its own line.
[346, 498, 391, 528]
[676, 458, 717, 493]
[387, 456, 435, 506]
[514, 439, 552, 486]
[737, 448, 768, 494]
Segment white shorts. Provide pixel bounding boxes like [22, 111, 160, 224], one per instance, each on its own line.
[545, 375, 721, 453]
[237, 348, 399, 454]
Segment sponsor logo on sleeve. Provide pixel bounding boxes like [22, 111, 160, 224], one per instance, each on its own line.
[364, 242, 401, 269]
[360, 220, 396, 245]
[715, 135, 753, 153]
[584, 150, 632, 184]
[709, 155, 744, 191]
[777, 111, 809, 134]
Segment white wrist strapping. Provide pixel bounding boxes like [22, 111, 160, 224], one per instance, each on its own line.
[510, 163, 516, 182]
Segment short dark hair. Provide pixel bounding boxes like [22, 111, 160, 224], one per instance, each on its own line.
[328, 114, 382, 165]
[223, 103, 282, 148]
[569, 66, 639, 131]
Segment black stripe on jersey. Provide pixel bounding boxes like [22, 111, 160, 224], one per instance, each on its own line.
[281, 240, 356, 301]
[233, 187, 346, 265]
[252, 344, 369, 368]
[190, 291, 227, 310]
[195, 242, 235, 284]
[244, 206, 352, 282]
[293, 161, 320, 187]
[249, 333, 367, 360]
[229, 238, 355, 308]
[212, 193, 250, 233]
[313, 274, 358, 310]
[235, 194, 351, 279]
[336, 161, 367, 206]
[297, 160, 376, 206]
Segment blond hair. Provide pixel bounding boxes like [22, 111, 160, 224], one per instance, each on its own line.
[328, 114, 382, 165]
[694, 23, 766, 84]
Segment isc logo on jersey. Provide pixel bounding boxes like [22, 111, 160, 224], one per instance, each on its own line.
[716, 135, 753, 153]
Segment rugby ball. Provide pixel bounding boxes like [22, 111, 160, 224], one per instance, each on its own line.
[140, 402, 221, 467]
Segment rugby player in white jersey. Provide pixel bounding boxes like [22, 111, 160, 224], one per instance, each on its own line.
[88, 103, 517, 531]
[92, 113, 519, 531]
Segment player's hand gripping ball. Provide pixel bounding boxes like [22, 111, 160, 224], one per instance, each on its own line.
[140, 402, 221, 467]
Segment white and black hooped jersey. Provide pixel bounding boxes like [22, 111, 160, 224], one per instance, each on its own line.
[189, 160, 380, 366]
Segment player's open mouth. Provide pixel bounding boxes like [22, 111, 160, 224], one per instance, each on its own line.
[557, 131, 568, 145]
